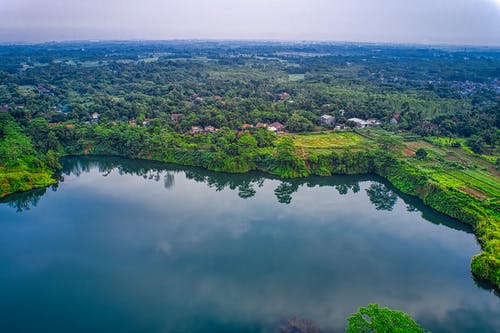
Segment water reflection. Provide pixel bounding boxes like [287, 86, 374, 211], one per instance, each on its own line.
[274, 182, 298, 204]
[0, 157, 497, 333]
[365, 183, 398, 211]
[1, 156, 474, 235]
[0, 186, 52, 212]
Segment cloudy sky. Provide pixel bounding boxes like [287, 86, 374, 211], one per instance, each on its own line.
[0, 0, 499, 45]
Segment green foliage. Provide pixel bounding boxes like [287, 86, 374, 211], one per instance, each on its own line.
[415, 148, 428, 160]
[274, 136, 308, 177]
[0, 113, 56, 197]
[345, 304, 428, 333]
[285, 113, 313, 133]
[252, 127, 276, 148]
[471, 252, 500, 288]
[466, 136, 485, 154]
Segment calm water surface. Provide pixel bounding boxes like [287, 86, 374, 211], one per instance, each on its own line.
[0, 157, 498, 333]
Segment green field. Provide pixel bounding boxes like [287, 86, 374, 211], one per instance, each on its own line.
[288, 74, 305, 81]
[291, 131, 366, 149]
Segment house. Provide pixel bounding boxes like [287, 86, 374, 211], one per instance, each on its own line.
[141, 118, 156, 125]
[92, 112, 100, 120]
[171, 114, 183, 122]
[267, 126, 278, 134]
[205, 126, 217, 133]
[256, 122, 267, 128]
[347, 118, 369, 128]
[279, 92, 291, 100]
[241, 124, 253, 130]
[190, 126, 204, 134]
[390, 113, 401, 124]
[366, 118, 381, 125]
[269, 122, 285, 132]
[320, 114, 335, 125]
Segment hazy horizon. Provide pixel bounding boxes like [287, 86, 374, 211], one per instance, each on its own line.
[1, 0, 499, 46]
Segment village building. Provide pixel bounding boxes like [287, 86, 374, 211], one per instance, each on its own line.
[267, 126, 278, 134]
[241, 124, 253, 130]
[320, 114, 335, 125]
[190, 126, 204, 134]
[366, 118, 381, 125]
[269, 122, 285, 132]
[171, 114, 183, 122]
[390, 113, 401, 124]
[347, 118, 370, 128]
[279, 92, 291, 100]
[204, 126, 217, 133]
[142, 118, 156, 125]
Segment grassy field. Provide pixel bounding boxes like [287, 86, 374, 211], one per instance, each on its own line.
[288, 74, 305, 81]
[400, 138, 499, 201]
[291, 131, 366, 150]
[16, 85, 37, 97]
[305, 128, 499, 203]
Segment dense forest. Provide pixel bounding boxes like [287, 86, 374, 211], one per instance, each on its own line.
[0, 41, 499, 289]
[0, 41, 498, 145]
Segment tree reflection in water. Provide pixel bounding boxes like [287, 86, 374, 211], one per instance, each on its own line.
[0, 157, 477, 235]
[1, 187, 49, 212]
[365, 183, 398, 211]
[0, 157, 401, 212]
[274, 182, 299, 204]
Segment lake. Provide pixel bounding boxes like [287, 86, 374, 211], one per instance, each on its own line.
[0, 157, 498, 333]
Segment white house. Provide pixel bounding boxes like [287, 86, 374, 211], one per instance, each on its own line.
[320, 114, 335, 125]
[348, 118, 369, 128]
[267, 126, 278, 133]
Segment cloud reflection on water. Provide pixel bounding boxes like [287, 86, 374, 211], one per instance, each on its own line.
[0, 156, 497, 333]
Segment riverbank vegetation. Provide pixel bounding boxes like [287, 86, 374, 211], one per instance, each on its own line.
[0, 113, 56, 197]
[0, 41, 498, 289]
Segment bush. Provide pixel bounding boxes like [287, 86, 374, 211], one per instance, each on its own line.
[345, 304, 428, 333]
[415, 148, 428, 160]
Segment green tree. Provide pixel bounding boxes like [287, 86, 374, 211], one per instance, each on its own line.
[285, 113, 313, 133]
[345, 304, 428, 333]
[415, 148, 428, 160]
[466, 136, 484, 154]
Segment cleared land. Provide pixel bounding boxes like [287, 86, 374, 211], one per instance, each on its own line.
[291, 131, 366, 150]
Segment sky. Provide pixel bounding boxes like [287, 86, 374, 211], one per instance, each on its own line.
[0, 0, 499, 45]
